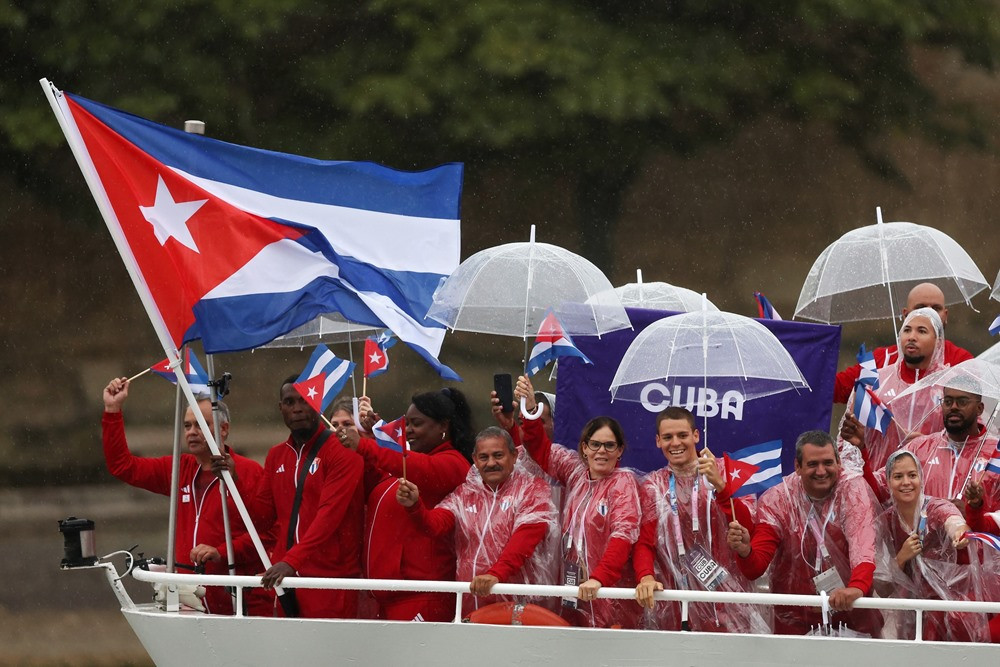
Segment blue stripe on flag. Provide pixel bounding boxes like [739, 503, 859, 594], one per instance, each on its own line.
[729, 439, 783, 496]
[68, 94, 463, 219]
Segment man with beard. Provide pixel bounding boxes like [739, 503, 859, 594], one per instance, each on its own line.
[395, 427, 558, 616]
[728, 431, 887, 636]
[191, 376, 364, 618]
[833, 283, 973, 404]
[839, 308, 947, 471]
[850, 387, 998, 511]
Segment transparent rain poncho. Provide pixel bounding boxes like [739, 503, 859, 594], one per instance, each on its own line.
[435, 460, 560, 616]
[636, 463, 771, 634]
[754, 469, 892, 636]
[876, 451, 989, 642]
[840, 308, 947, 473]
[520, 418, 642, 629]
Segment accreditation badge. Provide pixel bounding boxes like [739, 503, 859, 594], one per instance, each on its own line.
[812, 567, 845, 595]
[683, 544, 728, 591]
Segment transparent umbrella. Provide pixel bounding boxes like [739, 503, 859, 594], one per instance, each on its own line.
[609, 308, 810, 446]
[426, 225, 631, 338]
[993, 269, 1000, 302]
[795, 207, 989, 324]
[609, 269, 718, 312]
[261, 313, 381, 348]
[979, 340, 1000, 367]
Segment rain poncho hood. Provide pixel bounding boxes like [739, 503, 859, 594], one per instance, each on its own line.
[877, 451, 988, 642]
[843, 307, 948, 472]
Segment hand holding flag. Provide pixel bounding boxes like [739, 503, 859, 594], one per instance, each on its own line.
[144, 348, 211, 393]
[375, 415, 410, 481]
[293, 344, 355, 416]
[525, 308, 592, 377]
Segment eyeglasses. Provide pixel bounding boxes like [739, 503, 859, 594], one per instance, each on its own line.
[585, 439, 621, 452]
[941, 396, 976, 408]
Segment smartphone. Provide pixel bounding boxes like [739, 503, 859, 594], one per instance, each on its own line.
[493, 373, 514, 414]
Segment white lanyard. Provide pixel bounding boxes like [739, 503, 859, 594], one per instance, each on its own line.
[667, 473, 700, 557]
[803, 502, 834, 571]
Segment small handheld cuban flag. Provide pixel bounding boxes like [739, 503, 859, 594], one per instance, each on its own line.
[989, 314, 1000, 336]
[526, 308, 592, 377]
[962, 531, 1000, 553]
[722, 453, 761, 498]
[985, 451, 1000, 476]
[375, 416, 408, 454]
[853, 344, 892, 434]
[292, 344, 355, 414]
[753, 291, 782, 320]
[364, 331, 396, 378]
[724, 440, 782, 497]
[151, 348, 210, 394]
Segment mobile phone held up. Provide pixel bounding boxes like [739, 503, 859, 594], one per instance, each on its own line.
[494, 373, 514, 414]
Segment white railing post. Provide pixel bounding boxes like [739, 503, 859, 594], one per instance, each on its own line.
[453, 593, 463, 623]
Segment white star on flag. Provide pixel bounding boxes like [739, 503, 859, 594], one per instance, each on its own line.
[394, 427, 403, 439]
[306, 385, 318, 399]
[369, 351, 383, 364]
[730, 469, 741, 480]
[138, 175, 208, 252]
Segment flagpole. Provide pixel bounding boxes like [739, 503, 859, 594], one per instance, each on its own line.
[165, 363, 185, 573]
[41, 78, 283, 597]
[186, 116, 238, 596]
[347, 328, 358, 398]
[127, 367, 153, 383]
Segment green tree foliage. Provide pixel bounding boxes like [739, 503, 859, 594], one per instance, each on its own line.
[4, 0, 999, 266]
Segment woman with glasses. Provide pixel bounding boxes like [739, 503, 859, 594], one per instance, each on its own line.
[876, 450, 988, 642]
[514, 375, 642, 628]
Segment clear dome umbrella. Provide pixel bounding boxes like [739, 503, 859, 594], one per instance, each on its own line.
[426, 225, 631, 339]
[610, 269, 718, 312]
[795, 207, 989, 325]
[427, 225, 631, 417]
[979, 340, 1000, 367]
[609, 307, 810, 448]
[260, 314, 381, 348]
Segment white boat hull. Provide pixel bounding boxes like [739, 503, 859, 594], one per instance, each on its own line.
[122, 604, 998, 667]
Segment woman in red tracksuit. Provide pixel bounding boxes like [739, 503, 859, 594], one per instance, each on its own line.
[516, 378, 642, 629]
[350, 388, 474, 621]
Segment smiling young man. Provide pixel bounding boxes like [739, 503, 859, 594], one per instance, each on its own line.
[631, 407, 766, 633]
[727, 430, 887, 636]
[395, 427, 558, 616]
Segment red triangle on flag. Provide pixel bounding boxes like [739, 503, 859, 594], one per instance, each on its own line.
[722, 454, 760, 498]
[293, 373, 326, 413]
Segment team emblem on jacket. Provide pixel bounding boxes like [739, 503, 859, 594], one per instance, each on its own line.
[309, 458, 320, 475]
[597, 500, 608, 516]
[466, 505, 478, 514]
[501, 499, 512, 511]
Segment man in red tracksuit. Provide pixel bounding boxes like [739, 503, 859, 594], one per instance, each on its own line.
[833, 283, 972, 404]
[102, 376, 272, 616]
[193, 376, 365, 618]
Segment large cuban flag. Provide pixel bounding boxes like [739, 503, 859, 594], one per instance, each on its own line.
[48, 84, 462, 378]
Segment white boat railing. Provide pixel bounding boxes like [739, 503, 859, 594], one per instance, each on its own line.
[128, 566, 1000, 642]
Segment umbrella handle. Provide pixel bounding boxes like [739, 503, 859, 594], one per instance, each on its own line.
[520, 396, 544, 421]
